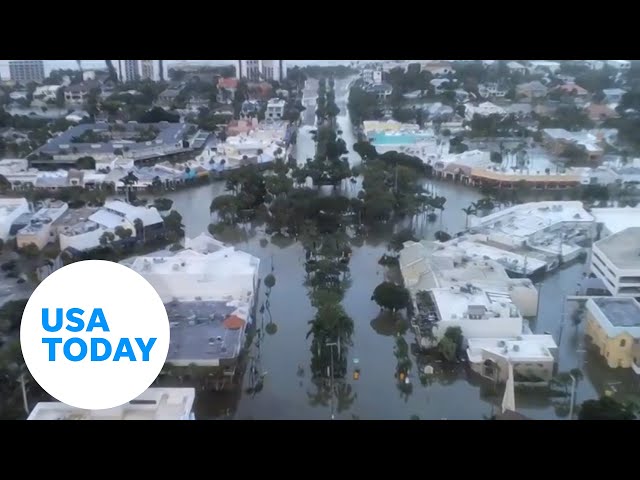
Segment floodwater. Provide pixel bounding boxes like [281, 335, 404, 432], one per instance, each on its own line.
[151, 79, 638, 420]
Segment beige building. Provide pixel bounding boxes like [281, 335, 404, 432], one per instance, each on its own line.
[585, 297, 640, 374]
[16, 201, 69, 250]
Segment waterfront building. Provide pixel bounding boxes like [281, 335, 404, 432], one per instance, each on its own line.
[120, 233, 260, 368]
[0, 198, 30, 241]
[27, 388, 196, 420]
[467, 335, 558, 384]
[58, 200, 164, 252]
[585, 297, 640, 374]
[590, 227, 640, 297]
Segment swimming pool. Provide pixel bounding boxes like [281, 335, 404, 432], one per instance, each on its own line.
[370, 132, 431, 145]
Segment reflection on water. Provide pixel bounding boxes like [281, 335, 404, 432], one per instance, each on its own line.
[145, 79, 636, 420]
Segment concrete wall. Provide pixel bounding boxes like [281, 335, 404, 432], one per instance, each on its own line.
[59, 227, 105, 252]
[434, 316, 523, 341]
[0, 198, 30, 241]
[471, 351, 554, 383]
[17, 228, 49, 250]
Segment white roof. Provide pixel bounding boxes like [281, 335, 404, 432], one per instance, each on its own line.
[431, 285, 521, 323]
[0, 197, 28, 218]
[467, 335, 557, 363]
[469, 201, 594, 239]
[449, 237, 548, 274]
[591, 207, 640, 234]
[27, 388, 195, 420]
[103, 200, 163, 226]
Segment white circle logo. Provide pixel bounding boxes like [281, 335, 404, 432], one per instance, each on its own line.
[20, 260, 170, 410]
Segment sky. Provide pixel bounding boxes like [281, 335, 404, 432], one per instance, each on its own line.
[0, 60, 353, 79]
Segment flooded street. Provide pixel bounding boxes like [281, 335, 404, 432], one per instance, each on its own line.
[153, 78, 637, 419]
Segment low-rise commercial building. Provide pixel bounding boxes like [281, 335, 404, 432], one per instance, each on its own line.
[400, 240, 539, 317]
[428, 285, 524, 340]
[467, 335, 558, 384]
[59, 200, 164, 252]
[467, 201, 595, 267]
[30, 122, 199, 169]
[585, 297, 640, 374]
[266, 98, 286, 120]
[591, 207, 640, 237]
[0, 197, 30, 241]
[16, 201, 69, 249]
[121, 233, 260, 368]
[590, 227, 640, 297]
[27, 388, 196, 420]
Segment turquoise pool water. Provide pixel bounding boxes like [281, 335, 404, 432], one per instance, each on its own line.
[370, 132, 430, 145]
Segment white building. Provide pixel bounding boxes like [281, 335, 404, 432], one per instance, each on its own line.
[400, 240, 539, 317]
[506, 61, 527, 75]
[527, 61, 561, 74]
[16, 201, 69, 250]
[111, 60, 162, 82]
[125, 233, 260, 303]
[59, 200, 163, 252]
[429, 285, 524, 340]
[602, 88, 627, 104]
[27, 388, 196, 420]
[607, 60, 631, 70]
[0, 198, 30, 241]
[465, 102, 506, 120]
[591, 227, 640, 297]
[33, 85, 61, 102]
[591, 207, 640, 237]
[585, 60, 605, 70]
[467, 201, 595, 265]
[236, 60, 285, 82]
[362, 68, 383, 85]
[478, 83, 507, 98]
[266, 98, 286, 120]
[467, 334, 558, 383]
[121, 233, 261, 367]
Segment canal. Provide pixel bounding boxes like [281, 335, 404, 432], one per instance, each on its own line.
[144, 78, 637, 419]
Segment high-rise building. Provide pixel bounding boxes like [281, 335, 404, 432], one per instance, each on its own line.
[123, 60, 140, 82]
[236, 60, 286, 82]
[9, 60, 45, 84]
[113, 60, 162, 82]
[140, 60, 154, 80]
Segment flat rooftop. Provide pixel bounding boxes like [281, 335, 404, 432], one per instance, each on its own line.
[591, 207, 640, 234]
[0, 198, 27, 217]
[593, 297, 640, 329]
[53, 206, 99, 228]
[467, 335, 557, 363]
[469, 201, 593, 240]
[431, 286, 520, 323]
[448, 238, 548, 274]
[27, 388, 195, 420]
[166, 300, 246, 365]
[34, 122, 194, 156]
[594, 227, 640, 270]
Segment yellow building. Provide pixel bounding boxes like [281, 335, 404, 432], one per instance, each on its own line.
[585, 297, 640, 374]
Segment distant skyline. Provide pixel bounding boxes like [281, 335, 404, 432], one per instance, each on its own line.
[0, 60, 353, 80]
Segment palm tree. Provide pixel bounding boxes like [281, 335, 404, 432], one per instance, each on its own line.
[133, 218, 144, 243]
[462, 205, 476, 229]
[120, 171, 138, 204]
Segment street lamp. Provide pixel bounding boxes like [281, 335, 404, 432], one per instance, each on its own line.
[568, 373, 577, 420]
[326, 341, 339, 420]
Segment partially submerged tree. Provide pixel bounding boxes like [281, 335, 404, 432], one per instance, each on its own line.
[371, 282, 411, 312]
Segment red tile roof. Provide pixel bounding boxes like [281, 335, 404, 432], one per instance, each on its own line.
[223, 315, 245, 330]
